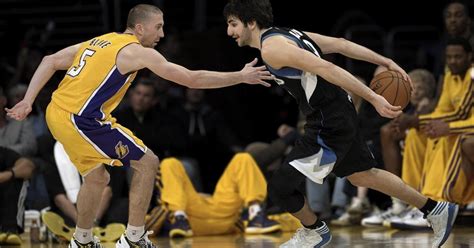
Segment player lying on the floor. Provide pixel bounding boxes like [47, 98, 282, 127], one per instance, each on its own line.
[145, 124, 303, 238]
[150, 153, 283, 238]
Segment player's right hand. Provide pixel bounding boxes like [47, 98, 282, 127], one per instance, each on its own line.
[5, 99, 32, 121]
[240, 58, 274, 87]
[372, 94, 402, 118]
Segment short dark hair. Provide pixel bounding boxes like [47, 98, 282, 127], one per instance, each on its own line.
[134, 78, 157, 97]
[443, 1, 470, 18]
[223, 0, 273, 28]
[126, 4, 163, 29]
[446, 36, 473, 53]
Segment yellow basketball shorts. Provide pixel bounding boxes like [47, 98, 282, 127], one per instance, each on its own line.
[46, 102, 147, 174]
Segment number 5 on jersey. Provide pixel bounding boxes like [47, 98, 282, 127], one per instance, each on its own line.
[67, 49, 96, 77]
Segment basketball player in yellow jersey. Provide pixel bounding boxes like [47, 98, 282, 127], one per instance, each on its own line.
[5, 4, 272, 248]
[398, 37, 473, 204]
[421, 103, 474, 205]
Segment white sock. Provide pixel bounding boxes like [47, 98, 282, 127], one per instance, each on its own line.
[126, 224, 144, 242]
[174, 210, 187, 218]
[248, 203, 262, 220]
[73, 227, 93, 244]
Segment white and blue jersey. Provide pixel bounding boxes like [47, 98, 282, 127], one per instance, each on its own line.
[261, 27, 376, 181]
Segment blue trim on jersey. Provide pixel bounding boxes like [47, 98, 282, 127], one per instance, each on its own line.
[261, 33, 303, 78]
[81, 67, 129, 118]
[266, 66, 302, 78]
[317, 136, 337, 166]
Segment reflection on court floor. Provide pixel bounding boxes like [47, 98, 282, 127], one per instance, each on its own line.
[25, 225, 474, 248]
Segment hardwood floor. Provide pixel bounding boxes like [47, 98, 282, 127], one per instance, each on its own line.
[20, 225, 474, 248]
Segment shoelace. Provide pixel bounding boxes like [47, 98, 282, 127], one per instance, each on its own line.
[292, 228, 307, 244]
[72, 236, 102, 248]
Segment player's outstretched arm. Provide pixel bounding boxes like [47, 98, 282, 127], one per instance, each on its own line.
[261, 37, 402, 118]
[6, 43, 81, 121]
[119, 44, 272, 89]
[305, 31, 411, 86]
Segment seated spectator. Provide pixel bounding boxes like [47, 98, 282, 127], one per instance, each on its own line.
[417, 1, 474, 79]
[7, 84, 49, 138]
[146, 125, 301, 237]
[461, 135, 474, 210]
[114, 78, 186, 159]
[0, 147, 35, 245]
[0, 86, 36, 156]
[461, 135, 474, 181]
[169, 88, 243, 193]
[403, 38, 473, 204]
[113, 79, 202, 190]
[369, 38, 473, 229]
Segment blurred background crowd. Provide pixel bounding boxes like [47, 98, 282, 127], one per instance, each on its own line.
[0, 0, 473, 245]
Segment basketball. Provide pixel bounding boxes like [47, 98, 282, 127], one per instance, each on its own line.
[369, 70, 411, 109]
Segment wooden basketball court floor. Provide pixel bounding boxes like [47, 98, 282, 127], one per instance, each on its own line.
[19, 225, 474, 248]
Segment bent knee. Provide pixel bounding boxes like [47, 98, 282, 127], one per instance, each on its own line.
[232, 153, 254, 163]
[146, 154, 160, 173]
[462, 138, 474, 154]
[160, 157, 184, 171]
[133, 151, 160, 173]
[229, 153, 258, 168]
[84, 167, 110, 186]
[380, 124, 391, 137]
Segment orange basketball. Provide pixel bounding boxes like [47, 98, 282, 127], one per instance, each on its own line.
[369, 70, 411, 109]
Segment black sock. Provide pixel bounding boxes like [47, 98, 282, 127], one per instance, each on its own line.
[419, 198, 438, 217]
[303, 219, 325, 229]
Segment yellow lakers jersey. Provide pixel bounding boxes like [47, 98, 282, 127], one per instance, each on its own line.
[51, 32, 139, 119]
[419, 67, 473, 125]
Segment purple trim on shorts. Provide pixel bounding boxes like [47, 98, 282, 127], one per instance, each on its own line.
[73, 115, 145, 166]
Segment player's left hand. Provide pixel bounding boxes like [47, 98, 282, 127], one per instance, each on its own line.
[5, 99, 32, 121]
[386, 59, 413, 92]
[240, 58, 274, 87]
[372, 94, 402, 118]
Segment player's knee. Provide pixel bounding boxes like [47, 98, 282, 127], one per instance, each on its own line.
[462, 137, 474, 155]
[147, 154, 160, 173]
[136, 151, 160, 174]
[380, 124, 392, 142]
[160, 158, 183, 171]
[230, 153, 255, 168]
[84, 167, 110, 187]
[99, 170, 111, 186]
[230, 153, 253, 165]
